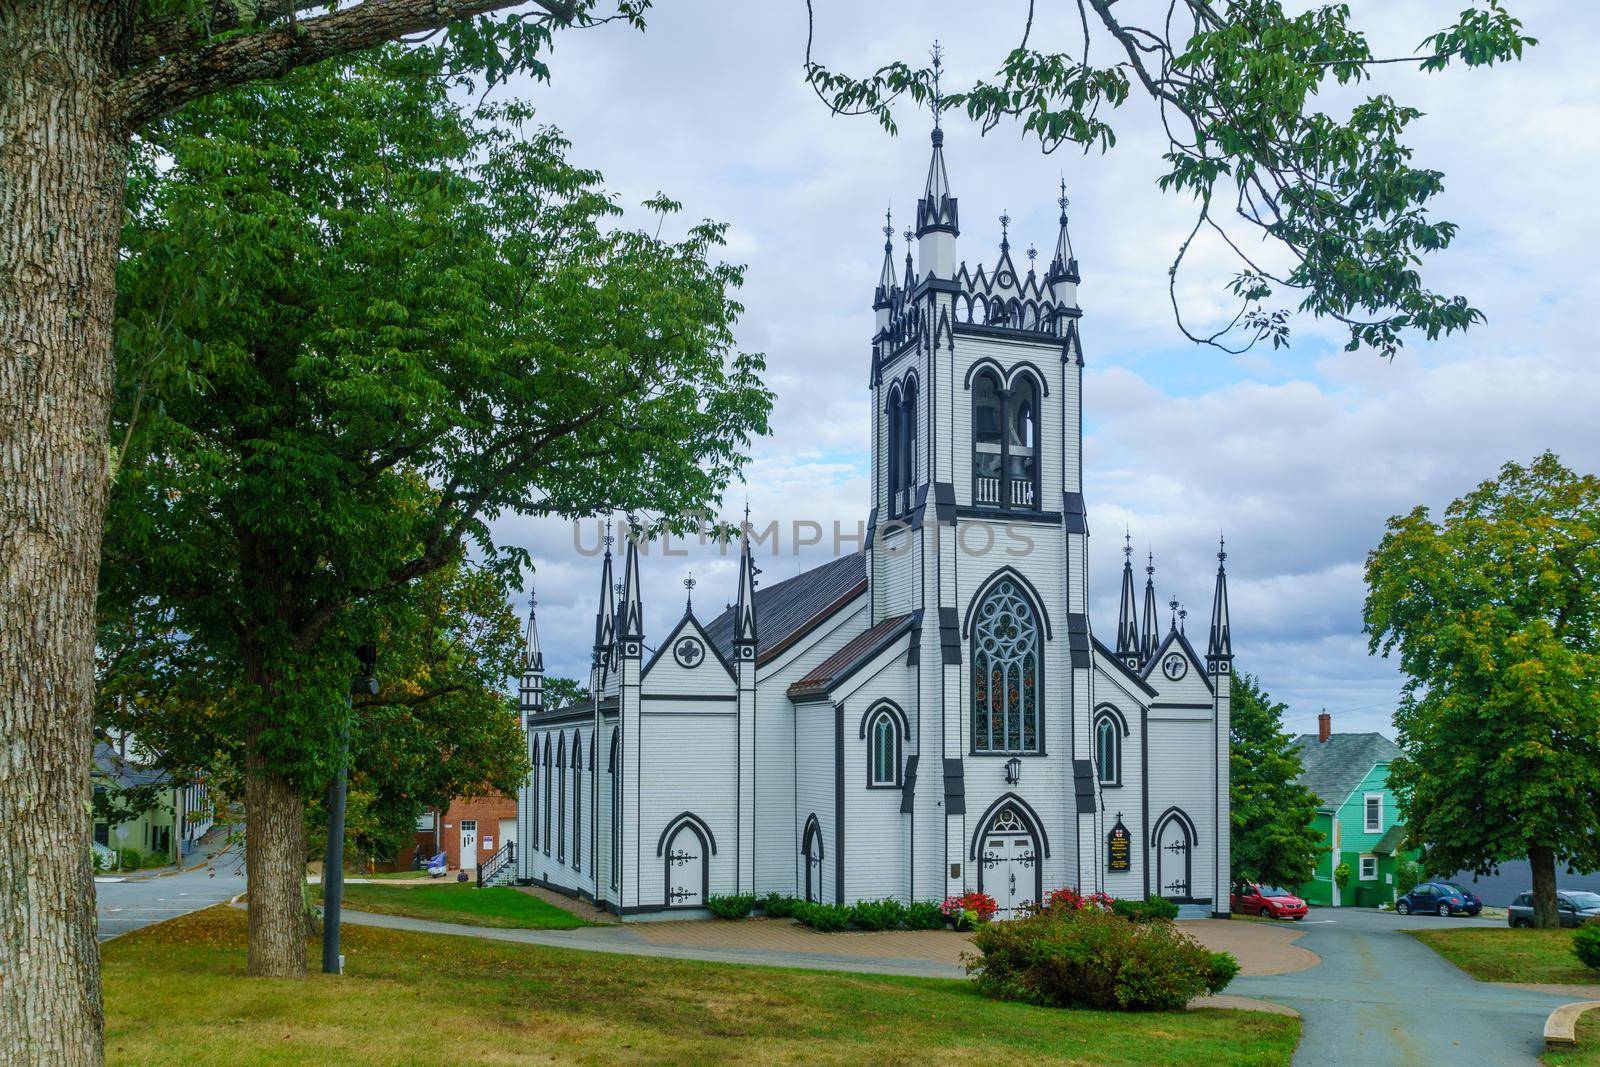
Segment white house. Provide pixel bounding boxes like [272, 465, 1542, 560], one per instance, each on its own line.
[511, 121, 1235, 919]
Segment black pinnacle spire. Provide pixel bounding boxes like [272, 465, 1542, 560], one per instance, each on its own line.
[593, 518, 616, 666]
[1046, 177, 1079, 286]
[619, 518, 643, 642]
[1115, 531, 1140, 667]
[519, 584, 544, 716]
[1140, 549, 1161, 664]
[734, 505, 760, 652]
[1207, 535, 1233, 673]
[915, 43, 959, 238]
[874, 206, 898, 309]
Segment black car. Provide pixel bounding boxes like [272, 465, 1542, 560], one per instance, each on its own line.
[1395, 881, 1483, 917]
[1507, 890, 1600, 928]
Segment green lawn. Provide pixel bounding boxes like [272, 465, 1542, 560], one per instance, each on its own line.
[1407, 927, 1600, 985]
[103, 907, 1298, 1066]
[1545, 1010, 1600, 1066]
[321, 880, 587, 930]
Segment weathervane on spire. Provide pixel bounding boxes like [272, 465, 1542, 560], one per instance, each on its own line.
[603, 514, 614, 553]
[1124, 528, 1132, 560]
[1058, 175, 1070, 214]
[1218, 533, 1227, 564]
[929, 41, 945, 128]
[1147, 548, 1155, 578]
[999, 210, 1011, 250]
[684, 573, 696, 609]
[883, 205, 894, 244]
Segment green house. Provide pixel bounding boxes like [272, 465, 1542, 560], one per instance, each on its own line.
[91, 738, 213, 867]
[1291, 721, 1414, 907]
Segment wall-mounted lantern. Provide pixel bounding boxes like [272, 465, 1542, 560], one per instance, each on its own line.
[1004, 756, 1022, 786]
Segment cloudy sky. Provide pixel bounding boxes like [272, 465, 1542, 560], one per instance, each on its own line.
[486, 0, 1600, 739]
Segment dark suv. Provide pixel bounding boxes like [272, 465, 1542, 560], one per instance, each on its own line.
[1394, 881, 1482, 917]
[1507, 890, 1600, 928]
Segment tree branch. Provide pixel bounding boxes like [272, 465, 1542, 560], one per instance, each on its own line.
[117, 0, 578, 133]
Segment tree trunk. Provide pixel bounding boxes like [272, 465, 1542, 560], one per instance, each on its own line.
[244, 727, 309, 977]
[1530, 843, 1560, 930]
[1, 5, 134, 1064]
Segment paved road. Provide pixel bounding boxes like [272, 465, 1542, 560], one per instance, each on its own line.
[95, 846, 247, 941]
[1233, 907, 1581, 1066]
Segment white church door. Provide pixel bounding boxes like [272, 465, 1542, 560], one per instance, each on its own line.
[980, 807, 1038, 918]
[665, 823, 706, 907]
[1155, 811, 1194, 901]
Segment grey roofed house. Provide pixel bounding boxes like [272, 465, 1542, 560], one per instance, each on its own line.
[92, 739, 170, 790]
[1291, 732, 1402, 811]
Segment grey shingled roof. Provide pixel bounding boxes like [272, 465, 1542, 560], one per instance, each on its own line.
[704, 552, 866, 665]
[92, 740, 170, 790]
[1291, 732, 1402, 811]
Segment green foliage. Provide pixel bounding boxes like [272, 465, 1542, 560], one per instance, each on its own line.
[757, 893, 799, 919]
[905, 901, 947, 930]
[705, 894, 756, 920]
[1395, 859, 1423, 897]
[793, 902, 852, 933]
[1333, 862, 1351, 889]
[848, 898, 907, 931]
[1573, 923, 1600, 972]
[805, 2, 1535, 357]
[542, 677, 590, 710]
[1230, 672, 1323, 889]
[967, 906, 1238, 1011]
[101, 50, 770, 813]
[1364, 452, 1600, 911]
[1111, 896, 1181, 923]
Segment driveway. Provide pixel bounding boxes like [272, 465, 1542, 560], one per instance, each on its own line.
[95, 841, 246, 941]
[1232, 907, 1584, 1065]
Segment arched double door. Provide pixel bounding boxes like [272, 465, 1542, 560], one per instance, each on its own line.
[657, 813, 715, 908]
[1153, 808, 1196, 901]
[973, 797, 1047, 919]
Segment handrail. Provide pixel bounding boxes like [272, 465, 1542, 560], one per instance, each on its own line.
[476, 839, 515, 888]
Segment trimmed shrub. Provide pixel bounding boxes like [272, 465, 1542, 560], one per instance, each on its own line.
[966, 904, 1238, 1011]
[1574, 921, 1600, 971]
[850, 898, 908, 931]
[758, 893, 799, 919]
[794, 902, 852, 932]
[905, 901, 946, 930]
[706, 893, 756, 920]
[1112, 895, 1180, 923]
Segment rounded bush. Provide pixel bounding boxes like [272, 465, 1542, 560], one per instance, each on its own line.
[758, 892, 799, 919]
[705, 893, 756, 920]
[849, 898, 908, 931]
[794, 902, 852, 932]
[1112, 895, 1180, 923]
[966, 905, 1238, 1011]
[1574, 921, 1600, 971]
[905, 901, 947, 930]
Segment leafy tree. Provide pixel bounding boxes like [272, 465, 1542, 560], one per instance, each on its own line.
[4, 4, 646, 1058]
[1365, 452, 1600, 930]
[805, 1, 1534, 357]
[542, 676, 591, 710]
[99, 53, 769, 980]
[1229, 672, 1322, 890]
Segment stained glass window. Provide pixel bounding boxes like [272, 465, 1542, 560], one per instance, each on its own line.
[972, 578, 1041, 753]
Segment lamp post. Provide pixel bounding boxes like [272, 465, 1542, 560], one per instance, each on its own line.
[323, 642, 377, 975]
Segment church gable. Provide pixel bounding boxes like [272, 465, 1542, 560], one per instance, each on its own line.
[641, 610, 735, 695]
[1141, 628, 1214, 702]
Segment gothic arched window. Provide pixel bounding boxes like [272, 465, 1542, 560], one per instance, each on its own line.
[902, 379, 918, 499]
[868, 709, 900, 787]
[885, 384, 903, 513]
[556, 733, 566, 863]
[571, 730, 583, 872]
[542, 734, 552, 856]
[972, 578, 1042, 753]
[973, 371, 1003, 506]
[1095, 715, 1120, 785]
[971, 371, 1040, 510]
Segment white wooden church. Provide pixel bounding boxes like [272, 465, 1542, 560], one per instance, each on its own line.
[511, 122, 1235, 919]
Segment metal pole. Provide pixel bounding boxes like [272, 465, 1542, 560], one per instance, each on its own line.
[323, 645, 377, 975]
[320, 695, 350, 975]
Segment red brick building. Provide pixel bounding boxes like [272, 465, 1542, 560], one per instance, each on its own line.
[405, 793, 518, 873]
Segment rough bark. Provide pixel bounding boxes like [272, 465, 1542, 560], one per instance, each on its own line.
[0, 4, 133, 1064]
[1530, 843, 1559, 930]
[244, 725, 310, 977]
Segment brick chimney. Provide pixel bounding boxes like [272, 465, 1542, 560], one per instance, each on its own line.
[1318, 711, 1332, 744]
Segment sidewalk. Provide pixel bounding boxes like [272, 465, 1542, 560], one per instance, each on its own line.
[110, 826, 239, 883]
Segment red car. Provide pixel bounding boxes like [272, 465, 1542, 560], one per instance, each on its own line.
[1232, 881, 1309, 920]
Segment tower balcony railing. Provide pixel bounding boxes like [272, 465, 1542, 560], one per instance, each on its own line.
[972, 473, 1038, 509]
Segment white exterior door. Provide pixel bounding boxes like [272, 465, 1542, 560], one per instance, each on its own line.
[1156, 816, 1192, 900]
[665, 825, 705, 907]
[458, 819, 477, 870]
[980, 808, 1037, 918]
